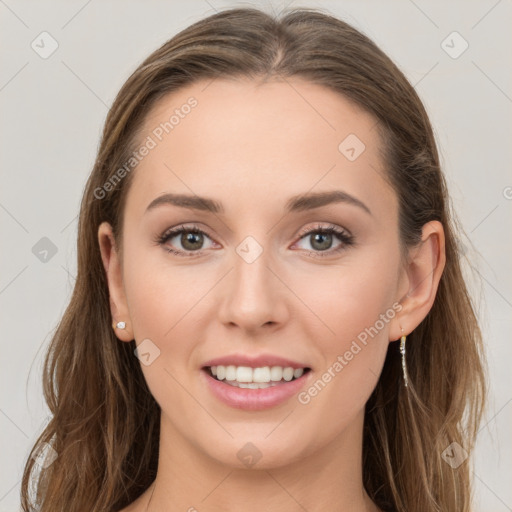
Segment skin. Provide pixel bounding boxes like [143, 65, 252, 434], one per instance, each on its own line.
[98, 77, 445, 512]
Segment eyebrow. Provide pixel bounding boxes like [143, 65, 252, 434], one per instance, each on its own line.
[145, 190, 372, 216]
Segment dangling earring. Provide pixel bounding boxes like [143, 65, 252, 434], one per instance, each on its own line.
[399, 328, 409, 388]
[112, 320, 126, 330]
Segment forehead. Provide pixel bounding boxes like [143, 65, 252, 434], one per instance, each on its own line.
[125, 77, 395, 220]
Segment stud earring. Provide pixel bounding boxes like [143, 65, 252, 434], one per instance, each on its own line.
[399, 328, 409, 388]
[112, 320, 126, 330]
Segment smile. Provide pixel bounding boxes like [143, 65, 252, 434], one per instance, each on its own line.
[208, 365, 309, 387]
[201, 365, 312, 410]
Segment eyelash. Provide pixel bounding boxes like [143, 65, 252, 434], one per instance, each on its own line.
[155, 223, 355, 258]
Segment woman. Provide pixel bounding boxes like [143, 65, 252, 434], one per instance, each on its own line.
[21, 6, 486, 512]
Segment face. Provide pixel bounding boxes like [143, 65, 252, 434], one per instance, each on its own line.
[105, 77, 409, 469]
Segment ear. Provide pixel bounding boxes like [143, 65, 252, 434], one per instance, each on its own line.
[98, 221, 134, 342]
[389, 220, 446, 341]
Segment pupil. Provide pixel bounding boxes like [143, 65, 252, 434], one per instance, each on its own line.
[312, 233, 331, 251]
[182, 231, 203, 250]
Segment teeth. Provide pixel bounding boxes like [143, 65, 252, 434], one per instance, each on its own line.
[282, 367, 294, 381]
[216, 365, 226, 380]
[253, 367, 270, 382]
[270, 366, 283, 381]
[293, 368, 304, 379]
[236, 366, 253, 382]
[209, 365, 307, 384]
[226, 380, 280, 389]
[225, 365, 236, 381]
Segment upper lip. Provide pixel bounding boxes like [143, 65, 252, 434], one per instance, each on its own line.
[202, 353, 310, 370]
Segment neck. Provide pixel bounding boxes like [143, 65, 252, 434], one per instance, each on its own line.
[144, 409, 380, 512]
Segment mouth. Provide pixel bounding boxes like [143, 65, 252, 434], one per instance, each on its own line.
[202, 365, 312, 389]
[200, 356, 313, 410]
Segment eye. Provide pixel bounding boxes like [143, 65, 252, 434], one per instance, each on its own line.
[293, 224, 354, 256]
[155, 222, 354, 258]
[155, 224, 217, 257]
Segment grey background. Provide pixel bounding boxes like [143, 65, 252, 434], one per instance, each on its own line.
[1, 0, 511, 510]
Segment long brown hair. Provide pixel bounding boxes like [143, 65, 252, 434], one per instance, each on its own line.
[21, 6, 486, 511]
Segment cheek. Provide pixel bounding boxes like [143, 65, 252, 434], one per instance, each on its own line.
[121, 246, 224, 385]
[291, 253, 398, 407]
[293, 251, 399, 344]
[123, 243, 198, 338]
[121, 250, 206, 410]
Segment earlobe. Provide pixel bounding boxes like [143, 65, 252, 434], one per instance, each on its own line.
[390, 220, 446, 340]
[97, 222, 134, 342]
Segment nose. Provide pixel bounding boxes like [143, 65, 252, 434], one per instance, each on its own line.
[217, 246, 289, 333]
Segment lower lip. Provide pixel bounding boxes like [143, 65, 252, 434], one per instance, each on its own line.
[201, 369, 312, 411]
